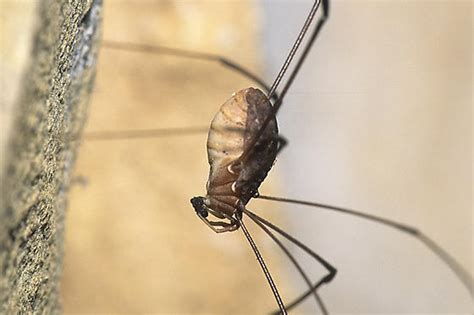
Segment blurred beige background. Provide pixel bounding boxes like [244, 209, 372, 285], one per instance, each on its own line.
[1, 0, 472, 314]
[0, 1, 36, 165]
[63, 1, 291, 314]
[262, 0, 472, 313]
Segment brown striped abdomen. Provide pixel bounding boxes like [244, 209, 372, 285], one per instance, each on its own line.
[204, 87, 278, 216]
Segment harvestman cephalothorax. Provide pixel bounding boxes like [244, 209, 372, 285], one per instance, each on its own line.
[82, 0, 473, 313]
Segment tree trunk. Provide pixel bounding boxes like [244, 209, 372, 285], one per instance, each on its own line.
[0, 0, 102, 313]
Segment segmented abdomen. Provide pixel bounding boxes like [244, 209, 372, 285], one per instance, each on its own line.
[205, 87, 278, 214]
[206, 89, 249, 186]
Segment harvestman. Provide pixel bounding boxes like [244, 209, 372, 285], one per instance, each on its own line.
[85, 0, 473, 313]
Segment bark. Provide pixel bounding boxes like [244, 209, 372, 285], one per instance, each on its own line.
[0, 0, 102, 313]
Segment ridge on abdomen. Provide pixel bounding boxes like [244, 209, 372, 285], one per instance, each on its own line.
[206, 89, 249, 186]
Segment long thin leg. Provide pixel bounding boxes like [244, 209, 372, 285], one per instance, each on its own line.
[243, 208, 337, 313]
[84, 41, 281, 141]
[101, 40, 279, 104]
[247, 210, 328, 315]
[83, 126, 247, 141]
[266, 0, 325, 100]
[88, 1, 328, 145]
[237, 216, 287, 315]
[240, 0, 329, 163]
[83, 126, 209, 141]
[198, 216, 238, 234]
[257, 194, 474, 297]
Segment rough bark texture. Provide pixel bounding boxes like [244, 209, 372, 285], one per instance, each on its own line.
[0, 0, 101, 313]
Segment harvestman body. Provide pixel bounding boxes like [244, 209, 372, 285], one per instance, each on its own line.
[84, 0, 473, 313]
[191, 88, 279, 232]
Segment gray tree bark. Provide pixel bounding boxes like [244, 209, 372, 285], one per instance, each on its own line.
[0, 0, 102, 313]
